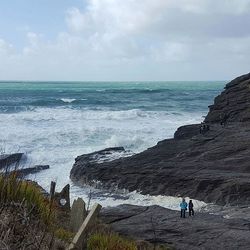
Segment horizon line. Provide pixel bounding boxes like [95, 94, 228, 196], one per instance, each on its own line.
[0, 79, 228, 83]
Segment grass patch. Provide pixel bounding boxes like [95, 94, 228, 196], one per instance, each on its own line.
[0, 173, 55, 224]
[87, 232, 137, 250]
[0, 172, 71, 249]
[55, 227, 74, 242]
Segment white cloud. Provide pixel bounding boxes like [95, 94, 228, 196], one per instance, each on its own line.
[150, 42, 189, 62]
[66, 7, 88, 33]
[0, 39, 13, 56]
[0, 0, 250, 80]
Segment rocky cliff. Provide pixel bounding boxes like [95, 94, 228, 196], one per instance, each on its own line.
[70, 73, 250, 206]
[205, 72, 250, 123]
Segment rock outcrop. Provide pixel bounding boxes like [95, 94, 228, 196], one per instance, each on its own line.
[70, 73, 250, 206]
[0, 153, 24, 169]
[205, 72, 250, 123]
[15, 165, 50, 176]
[101, 204, 250, 250]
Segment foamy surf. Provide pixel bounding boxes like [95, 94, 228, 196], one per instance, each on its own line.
[69, 184, 207, 211]
[1, 106, 208, 211]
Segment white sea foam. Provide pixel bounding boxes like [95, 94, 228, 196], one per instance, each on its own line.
[60, 98, 76, 103]
[0, 107, 206, 209]
[69, 184, 207, 211]
[28, 175, 207, 210]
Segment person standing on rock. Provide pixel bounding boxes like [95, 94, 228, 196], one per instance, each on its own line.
[189, 200, 194, 216]
[180, 198, 188, 218]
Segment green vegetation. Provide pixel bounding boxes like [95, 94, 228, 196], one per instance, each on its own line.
[0, 172, 71, 249]
[0, 173, 54, 224]
[86, 231, 173, 250]
[87, 232, 137, 250]
[0, 172, 174, 249]
[55, 227, 74, 242]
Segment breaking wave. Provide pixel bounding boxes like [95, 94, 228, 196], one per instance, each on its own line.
[0, 81, 224, 209]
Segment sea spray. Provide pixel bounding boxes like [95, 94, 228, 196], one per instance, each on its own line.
[0, 81, 224, 208]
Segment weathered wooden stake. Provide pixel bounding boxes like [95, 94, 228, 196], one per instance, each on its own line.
[70, 198, 87, 232]
[67, 203, 102, 250]
[49, 181, 56, 201]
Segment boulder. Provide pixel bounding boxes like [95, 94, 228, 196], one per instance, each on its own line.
[0, 153, 24, 169]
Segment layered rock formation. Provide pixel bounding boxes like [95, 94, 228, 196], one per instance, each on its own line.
[70, 73, 250, 206]
[205, 72, 250, 123]
[100, 204, 250, 250]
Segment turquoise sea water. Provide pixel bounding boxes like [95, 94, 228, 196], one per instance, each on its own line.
[0, 81, 224, 113]
[0, 81, 225, 208]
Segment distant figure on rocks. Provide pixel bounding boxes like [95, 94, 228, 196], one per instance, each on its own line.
[180, 198, 188, 218]
[200, 122, 210, 134]
[199, 122, 204, 134]
[189, 200, 194, 216]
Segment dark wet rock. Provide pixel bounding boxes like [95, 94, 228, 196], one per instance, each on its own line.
[0, 153, 24, 169]
[71, 147, 130, 186]
[15, 165, 50, 176]
[74, 147, 126, 165]
[93, 147, 125, 154]
[100, 204, 250, 250]
[205, 72, 250, 123]
[71, 73, 250, 206]
[174, 124, 201, 139]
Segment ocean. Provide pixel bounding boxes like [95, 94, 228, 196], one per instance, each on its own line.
[0, 81, 224, 210]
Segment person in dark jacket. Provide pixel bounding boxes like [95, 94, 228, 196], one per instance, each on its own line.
[180, 198, 188, 218]
[189, 200, 194, 216]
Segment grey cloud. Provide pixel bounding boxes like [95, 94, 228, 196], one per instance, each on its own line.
[144, 10, 250, 40]
[0, 0, 250, 80]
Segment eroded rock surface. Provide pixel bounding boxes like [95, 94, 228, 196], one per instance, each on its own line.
[101, 204, 250, 250]
[205, 72, 250, 123]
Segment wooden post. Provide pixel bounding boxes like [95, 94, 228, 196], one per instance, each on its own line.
[70, 198, 87, 232]
[68, 203, 102, 250]
[49, 181, 56, 201]
[55, 184, 71, 210]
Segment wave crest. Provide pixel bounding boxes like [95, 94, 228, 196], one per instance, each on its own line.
[60, 98, 76, 103]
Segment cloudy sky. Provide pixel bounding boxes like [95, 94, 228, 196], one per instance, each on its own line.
[0, 0, 250, 81]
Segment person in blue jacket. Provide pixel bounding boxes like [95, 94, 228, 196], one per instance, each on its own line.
[180, 198, 188, 218]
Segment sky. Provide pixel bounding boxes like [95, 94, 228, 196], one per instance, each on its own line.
[0, 0, 250, 81]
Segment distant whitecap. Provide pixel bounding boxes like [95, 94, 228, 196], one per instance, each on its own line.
[60, 98, 76, 103]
